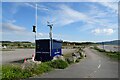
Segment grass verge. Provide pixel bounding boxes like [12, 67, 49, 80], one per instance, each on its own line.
[93, 46, 120, 60]
[2, 59, 69, 80]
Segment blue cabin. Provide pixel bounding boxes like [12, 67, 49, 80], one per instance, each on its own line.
[35, 39, 62, 61]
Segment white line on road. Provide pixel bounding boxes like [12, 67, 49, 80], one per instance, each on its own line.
[98, 64, 101, 69]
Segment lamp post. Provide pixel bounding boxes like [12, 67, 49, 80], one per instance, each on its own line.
[47, 21, 53, 57]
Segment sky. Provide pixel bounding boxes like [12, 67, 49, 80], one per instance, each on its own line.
[1, 1, 119, 42]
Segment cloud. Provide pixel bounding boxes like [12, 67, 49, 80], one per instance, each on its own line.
[40, 4, 117, 37]
[37, 32, 64, 39]
[92, 28, 114, 35]
[37, 32, 48, 37]
[2, 23, 26, 32]
[79, 4, 118, 32]
[45, 4, 88, 27]
[98, 2, 118, 14]
[2, 0, 119, 2]
[24, 3, 49, 11]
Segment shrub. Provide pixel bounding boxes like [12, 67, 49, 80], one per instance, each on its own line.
[49, 60, 68, 69]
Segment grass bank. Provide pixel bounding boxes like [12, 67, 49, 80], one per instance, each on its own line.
[2, 59, 69, 80]
[93, 46, 120, 60]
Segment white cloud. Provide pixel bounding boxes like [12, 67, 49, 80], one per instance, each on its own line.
[40, 4, 117, 37]
[45, 4, 89, 27]
[79, 4, 118, 32]
[24, 3, 49, 11]
[2, 23, 26, 32]
[37, 32, 48, 37]
[98, 2, 118, 14]
[92, 28, 114, 35]
[2, 0, 119, 2]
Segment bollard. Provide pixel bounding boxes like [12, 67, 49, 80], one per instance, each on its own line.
[32, 54, 34, 61]
[24, 58, 27, 63]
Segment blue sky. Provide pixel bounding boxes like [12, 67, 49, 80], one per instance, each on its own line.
[1, 2, 118, 42]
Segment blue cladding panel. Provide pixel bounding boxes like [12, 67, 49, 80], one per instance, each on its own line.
[51, 40, 62, 57]
[51, 49, 62, 57]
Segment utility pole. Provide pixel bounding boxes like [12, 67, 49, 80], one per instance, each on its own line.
[47, 21, 53, 57]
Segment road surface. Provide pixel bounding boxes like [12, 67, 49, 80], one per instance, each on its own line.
[1, 49, 76, 64]
[33, 47, 118, 78]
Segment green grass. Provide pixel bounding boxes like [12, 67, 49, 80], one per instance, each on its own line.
[93, 46, 120, 60]
[2, 63, 52, 80]
[0, 65, 2, 80]
[47, 60, 69, 69]
[2, 59, 70, 80]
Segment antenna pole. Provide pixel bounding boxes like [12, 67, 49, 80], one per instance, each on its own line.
[34, 4, 37, 60]
[47, 22, 53, 57]
[35, 4, 37, 40]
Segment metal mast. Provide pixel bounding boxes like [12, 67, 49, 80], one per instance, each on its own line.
[35, 4, 37, 40]
[47, 21, 53, 57]
[32, 4, 37, 61]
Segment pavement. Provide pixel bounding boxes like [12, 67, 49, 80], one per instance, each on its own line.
[33, 47, 118, 78]
[1, 49, 76, 64]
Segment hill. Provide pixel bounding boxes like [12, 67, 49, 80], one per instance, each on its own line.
[97, 40, 120, 45]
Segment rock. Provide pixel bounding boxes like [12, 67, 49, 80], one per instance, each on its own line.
[52, 55, 65, 61]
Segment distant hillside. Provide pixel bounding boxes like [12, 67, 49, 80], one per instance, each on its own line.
[97, 40, 120, 45]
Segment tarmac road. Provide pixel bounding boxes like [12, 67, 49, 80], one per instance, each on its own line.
[1, 49, 76, 64]
[34, 47, 118, 78]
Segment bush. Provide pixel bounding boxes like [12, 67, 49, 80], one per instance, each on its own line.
[49, 60, 68, 69]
